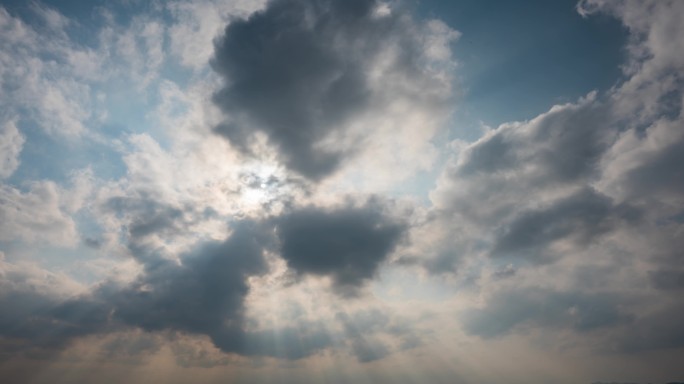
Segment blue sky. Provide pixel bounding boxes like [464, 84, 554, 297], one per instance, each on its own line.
[424, 0, 627, 133]
[1, 1, 684, 383]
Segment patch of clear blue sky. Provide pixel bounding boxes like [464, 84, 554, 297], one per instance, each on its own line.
[417, 0, 628, 140]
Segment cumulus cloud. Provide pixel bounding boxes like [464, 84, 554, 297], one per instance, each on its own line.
[212, 0, 456, 180]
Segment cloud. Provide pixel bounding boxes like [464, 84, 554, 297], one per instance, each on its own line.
[648, 269, 684, 291]
[30, 2, 71, 34]
[99, 14, 166, 88]
[432, 92, 611, 226]
[275, 200, 406, 296]
[491, 187, 640, 262]
[212, 0, 456, 180]
[0, 118, 24, 179]
[0, 181, 79, 246]
[599, 117, 684, 208]
[166, 0, 265, 70]
[336, 309, 390, 362]
[0, 258, 89, 360]
[110, 221, 269, 338]
[101, 195, 196, 266]
[0, 6, 95, 137]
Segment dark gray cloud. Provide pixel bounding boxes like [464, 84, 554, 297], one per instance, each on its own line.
[211, 0, 439, 180]
[614, 124, 684, 204]
[276, 201, 406, 296]
[111, 221, 268, 336]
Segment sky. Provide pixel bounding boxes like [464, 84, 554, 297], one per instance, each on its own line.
[0, 0, 683, 383]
